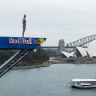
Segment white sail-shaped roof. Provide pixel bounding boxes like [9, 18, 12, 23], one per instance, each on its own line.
[88, 40, 96, 52]
[86, 49, 95, 58]
[61, 51, 74, 58]
[86, 40, 96, 57]
[92, 52, 96, 57]
[76, 47, 87, 57]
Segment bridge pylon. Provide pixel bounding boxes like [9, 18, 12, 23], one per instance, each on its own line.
[58, 39, 65, 54]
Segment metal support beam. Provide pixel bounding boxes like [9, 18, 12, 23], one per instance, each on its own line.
[0, 49, 33, 77]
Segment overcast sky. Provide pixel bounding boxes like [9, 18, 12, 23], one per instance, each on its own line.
[0, 0, 96, 46]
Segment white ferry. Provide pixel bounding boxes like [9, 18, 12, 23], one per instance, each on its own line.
[70, 79, 96, 89]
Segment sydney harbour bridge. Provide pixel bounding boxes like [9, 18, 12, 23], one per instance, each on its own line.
[41, 34, 96, 53]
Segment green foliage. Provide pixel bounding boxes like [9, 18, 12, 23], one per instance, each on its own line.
[0, 47, 49, 66]
[0, 50, 15, 65]
[22, 46, 49, 65]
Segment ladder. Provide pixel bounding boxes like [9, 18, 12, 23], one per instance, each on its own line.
[0, 49, 33, 77]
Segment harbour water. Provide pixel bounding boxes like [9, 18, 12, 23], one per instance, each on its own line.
[0, 64, 96, 96]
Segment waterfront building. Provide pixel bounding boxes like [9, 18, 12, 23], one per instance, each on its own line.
[61, 40, 96, 58]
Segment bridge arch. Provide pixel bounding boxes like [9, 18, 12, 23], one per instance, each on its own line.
[67, 34, 96, 47]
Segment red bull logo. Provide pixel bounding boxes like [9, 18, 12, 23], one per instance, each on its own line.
[34, 38, 45, 44]
[9, 37, 32, 44]
[9, 38, 20, 44]
[9, 37, 45, 45]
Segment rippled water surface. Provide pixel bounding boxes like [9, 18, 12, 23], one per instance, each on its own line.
[0, 64, 96, 96]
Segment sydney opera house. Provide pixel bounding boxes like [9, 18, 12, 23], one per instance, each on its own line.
[61, 41, 96, 58]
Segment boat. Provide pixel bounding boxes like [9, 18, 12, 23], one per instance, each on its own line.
[70, 79, 96, 89]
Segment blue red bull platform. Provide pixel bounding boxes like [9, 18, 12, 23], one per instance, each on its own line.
[0, 36, 46, 49]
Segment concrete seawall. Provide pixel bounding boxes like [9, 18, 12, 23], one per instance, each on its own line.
[49, 57, 96, 64]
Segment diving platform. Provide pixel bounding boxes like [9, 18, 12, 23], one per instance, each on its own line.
[0, 36, 46, 49]
[0, 36, 46, 77]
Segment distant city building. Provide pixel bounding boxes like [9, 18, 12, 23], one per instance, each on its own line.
[58, 39, 65, 54]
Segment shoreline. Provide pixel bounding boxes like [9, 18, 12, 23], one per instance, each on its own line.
[12, 56, 96, 70]
[13, 62, 50, 70]
[49, 57, 96, 64]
